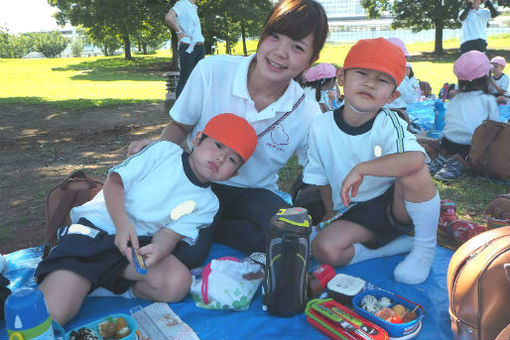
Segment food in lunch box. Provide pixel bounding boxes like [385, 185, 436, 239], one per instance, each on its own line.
[378, 296, 392, 308]
[98, 317, 131, 338]
[391, 304, 407, 318]
[69, 327, 99, 340]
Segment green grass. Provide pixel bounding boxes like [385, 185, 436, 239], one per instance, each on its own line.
[2, 34, 510, 110]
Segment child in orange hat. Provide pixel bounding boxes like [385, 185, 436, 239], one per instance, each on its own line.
[35, 113, 257, 325]
[303, 38, 440, 284]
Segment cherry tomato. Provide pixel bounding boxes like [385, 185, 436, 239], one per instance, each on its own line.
[390, 316, 403, 324]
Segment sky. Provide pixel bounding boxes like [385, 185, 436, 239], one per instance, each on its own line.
[0, 0, 72, 34]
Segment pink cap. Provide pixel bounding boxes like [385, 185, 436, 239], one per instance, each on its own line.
[454, 51, 492, 81]
[386, 37, 410, 57]
[491, 56, 507, 68]
[305, 63, 337, 82]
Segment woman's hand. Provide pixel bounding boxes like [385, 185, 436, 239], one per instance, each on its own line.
[127, 138, 153, 157]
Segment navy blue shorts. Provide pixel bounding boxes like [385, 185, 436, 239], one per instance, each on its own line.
[339, 186, 413, 249]
[35, 218, 151, 294]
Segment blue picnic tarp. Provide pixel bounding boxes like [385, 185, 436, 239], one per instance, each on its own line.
[0, 242, 454, 339]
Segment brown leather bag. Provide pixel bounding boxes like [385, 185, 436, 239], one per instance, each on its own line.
[43, 170, 103, 259]
[487, 194, 510, 220]
[447, 227, 510, 340]
[467, 120, 510, 179]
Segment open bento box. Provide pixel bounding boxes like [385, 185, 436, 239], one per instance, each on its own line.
[54, 313, 138, 340]
[352, 290, 424, 339]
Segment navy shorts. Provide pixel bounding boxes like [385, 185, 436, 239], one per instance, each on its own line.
[35, 218, 151, 294]
[338, 186, 413, 249]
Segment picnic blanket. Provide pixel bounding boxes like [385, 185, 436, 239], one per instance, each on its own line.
[407, 99, 510, 137]
[0, 243, 454, 339]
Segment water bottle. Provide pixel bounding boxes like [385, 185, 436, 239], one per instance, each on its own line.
[441, 83, 449, 102]
[5, 287, 55, 340]
[434, 100, 446, 132]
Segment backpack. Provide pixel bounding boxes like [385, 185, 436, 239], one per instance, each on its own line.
[447, 226, 510, 340]
[43, 170, 103, 259]
[467, 120, 510, 179]
[263, 207, 311, 317]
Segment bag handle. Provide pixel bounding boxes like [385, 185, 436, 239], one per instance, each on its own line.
[257, 94, 305, 139]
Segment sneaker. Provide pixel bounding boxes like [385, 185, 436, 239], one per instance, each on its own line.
[438, 199, 458, 233]
[428, 154, 447, 176]
[447, 220, 487, 243]
[434, 157, 465, 182]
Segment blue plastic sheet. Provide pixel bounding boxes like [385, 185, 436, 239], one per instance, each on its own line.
[1, 242, 454, 339]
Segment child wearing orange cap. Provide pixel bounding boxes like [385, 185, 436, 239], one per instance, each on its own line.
[34, 114, 258, 325]
[304, 38, 440, 284]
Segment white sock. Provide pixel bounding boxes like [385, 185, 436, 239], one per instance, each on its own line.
[118, 287, 136, 299]
[349, 236, 414, 265]
[394, 191, 440, 284]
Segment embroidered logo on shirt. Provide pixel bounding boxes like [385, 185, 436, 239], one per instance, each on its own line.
[265, 124, 289, 152]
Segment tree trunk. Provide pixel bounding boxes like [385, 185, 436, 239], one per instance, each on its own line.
[170, 30, 179, 70]
[122, 34, 132, 60]
[434, 21, 444, 54]
[143, 44, 147, 54]
[241, 24, 247, 56]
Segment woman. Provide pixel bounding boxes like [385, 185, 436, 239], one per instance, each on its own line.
[128, 0, 329, 267]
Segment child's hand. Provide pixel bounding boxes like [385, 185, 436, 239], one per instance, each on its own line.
[114, 224, 139, 260]
[138, 243, 166, 267]
[341, 168, 364, 206]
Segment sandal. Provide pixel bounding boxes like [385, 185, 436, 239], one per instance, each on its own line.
[428, 154, 447, 175]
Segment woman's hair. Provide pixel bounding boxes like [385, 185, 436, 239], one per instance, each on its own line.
[458, 75, 490, 94]
[258, 0, 329, 62]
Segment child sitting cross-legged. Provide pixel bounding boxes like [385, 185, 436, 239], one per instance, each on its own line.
[489, 56, 509, 105]
[304, 38, 440, 285]
[35, 114, 258, 325]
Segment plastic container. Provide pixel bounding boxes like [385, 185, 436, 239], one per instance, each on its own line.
[352, 290, 424, 338]
[53, 313, 138, 340]
[4, 287, 55, 340]
[327, 273, 365, 306]
[434, 100, 446, 131]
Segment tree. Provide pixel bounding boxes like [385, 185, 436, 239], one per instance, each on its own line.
[0, 28, 32, 58]
[49, 0, 170, 60]
[31, 31, 69, 58]
[361, 0, 462, 54]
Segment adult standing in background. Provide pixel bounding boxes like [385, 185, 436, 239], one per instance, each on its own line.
[165, 0, 205, 99]
[458, 0, 499, 55]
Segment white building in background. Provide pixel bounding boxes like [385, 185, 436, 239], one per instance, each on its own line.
[316, 0, 510, 43]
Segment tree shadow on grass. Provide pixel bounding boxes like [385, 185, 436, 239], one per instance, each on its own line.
[0, 97, 160, 111]
[410, 47, 510, 63]
[50, 56, 175, 82]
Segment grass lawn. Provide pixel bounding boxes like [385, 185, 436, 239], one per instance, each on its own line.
[2, 35, 509, 234]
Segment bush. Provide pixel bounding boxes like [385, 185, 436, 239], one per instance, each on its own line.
[70, 39, 84, 57]
[32, 31, 69, 58]
[0, 29, 32, 58]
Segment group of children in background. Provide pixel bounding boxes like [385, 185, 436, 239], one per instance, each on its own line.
[31, 0, 509, 327]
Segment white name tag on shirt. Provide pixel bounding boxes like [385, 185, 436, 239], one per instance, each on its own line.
[67, 223, 100, 238]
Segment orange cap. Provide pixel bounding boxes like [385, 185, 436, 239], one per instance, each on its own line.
[343, 38, 406, 86]
[202, 113, 258, 161]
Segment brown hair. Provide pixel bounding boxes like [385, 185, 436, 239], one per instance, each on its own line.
[258, 0, 328, 62]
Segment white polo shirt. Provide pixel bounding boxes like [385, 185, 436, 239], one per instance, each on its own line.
[489, 73, 509, 97]
[459, 8, 491, 44]
[70, 141, 219, 245]
[387, 76, 420, 109]
[172, 0, 204, 53]
[443, 91, 499, 145]
[303, 105, 426, 212]
[170, 54, 322, 192]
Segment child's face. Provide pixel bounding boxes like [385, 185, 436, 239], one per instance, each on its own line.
[341, 68, 400, 115]
[190, 134, 243, 183]
[470, 0, 482, 9]
[492, 63, 504, 77]
[255, 32, 316, 85]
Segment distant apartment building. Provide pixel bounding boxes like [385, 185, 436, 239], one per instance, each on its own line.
[317, 0, 367, 19]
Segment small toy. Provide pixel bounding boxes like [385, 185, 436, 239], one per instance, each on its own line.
[132, 248, 147, 275]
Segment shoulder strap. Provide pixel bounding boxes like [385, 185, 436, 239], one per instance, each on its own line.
[257, 94, 306, 139]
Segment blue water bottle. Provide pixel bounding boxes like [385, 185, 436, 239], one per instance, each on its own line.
[434, 100, 446, 132]
[4, 287, 55, 340]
